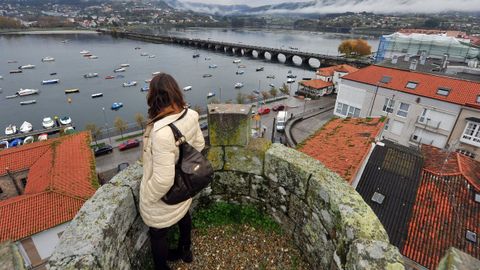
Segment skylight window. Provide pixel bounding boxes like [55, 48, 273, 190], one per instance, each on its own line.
[380, 76, 392, 84]
[466, 230, 477, 243]
[437, 87, 451, 96]
[371, 192, 385, 204]
[406, 81, 418, 89]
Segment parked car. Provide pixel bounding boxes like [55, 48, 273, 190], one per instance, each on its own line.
[118, 139, 140, 151]
[94, 144, 113, 156]
[272, 104, 285, 111]
[257, 107, 271, 115]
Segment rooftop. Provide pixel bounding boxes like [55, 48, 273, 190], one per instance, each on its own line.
[316, 64, 359, 77]
[299, 79, 333, 89]
[342, 65, 480, 107]
[298, 117, 384, 184]
[0, 132, 97, 242]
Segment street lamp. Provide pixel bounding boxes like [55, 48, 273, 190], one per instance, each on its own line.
[102, 107, 112, 145]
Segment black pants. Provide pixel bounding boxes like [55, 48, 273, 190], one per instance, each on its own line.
[149, 212, 192, 270]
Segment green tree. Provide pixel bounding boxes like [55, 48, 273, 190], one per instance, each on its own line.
[114, 116, 128, 139]
[134, 113, 146, 131]
[269, 87, 278, 99]
[85, 123, 102, 145]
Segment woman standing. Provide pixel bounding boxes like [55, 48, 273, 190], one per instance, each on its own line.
[140, 73, 205, 270]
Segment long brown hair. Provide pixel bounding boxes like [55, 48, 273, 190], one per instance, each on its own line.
[147, 73, 186, 119]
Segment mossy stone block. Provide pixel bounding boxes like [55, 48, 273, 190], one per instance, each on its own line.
[208, 104, 252, 146]
[207, 146, 224, 171]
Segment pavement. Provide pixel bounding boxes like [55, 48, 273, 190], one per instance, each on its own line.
[94, 95, 337, 175]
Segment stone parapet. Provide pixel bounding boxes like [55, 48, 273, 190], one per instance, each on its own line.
[0, 242, 25, 270]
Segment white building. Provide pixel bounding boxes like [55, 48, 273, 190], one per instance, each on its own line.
[335, 65, 480, 160]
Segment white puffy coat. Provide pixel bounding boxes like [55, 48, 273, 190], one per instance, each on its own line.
[140, 109, 205, 228]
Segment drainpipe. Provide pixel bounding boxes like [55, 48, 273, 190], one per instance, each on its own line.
[446, 107, 463, 149]
[368, 83, 380, 117]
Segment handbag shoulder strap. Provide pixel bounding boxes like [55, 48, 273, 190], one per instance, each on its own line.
[168, 109, 188, 146]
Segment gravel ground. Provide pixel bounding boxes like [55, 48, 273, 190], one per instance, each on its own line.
[170, 224, 309, 270]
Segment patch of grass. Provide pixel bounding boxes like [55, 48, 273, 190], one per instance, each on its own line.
[115, 132, 143, 142]
[192, 202, 282, 234]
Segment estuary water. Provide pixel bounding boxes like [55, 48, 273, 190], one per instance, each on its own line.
[0, 29, 378, 132]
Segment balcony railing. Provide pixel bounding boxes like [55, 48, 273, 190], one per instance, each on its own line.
[416, 116, 442, 130]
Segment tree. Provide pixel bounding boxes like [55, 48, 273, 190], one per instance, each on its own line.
[280, 83, 290, 95]
[85, 123, 102, 145]
[247, 94, 257, 103]
[0, 16, 22, 29]
[134, 113, 145, 131]
[236, 93, 246, 104]
[261, 91, 270, 101]
[338, 39, 372, 57]
[269, 87, 278, 99]
[114, 116, 128, 139]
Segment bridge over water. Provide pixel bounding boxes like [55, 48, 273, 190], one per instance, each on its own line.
[100, 30, 372, 69]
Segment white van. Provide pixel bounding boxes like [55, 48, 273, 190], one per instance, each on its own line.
[276, 111, 288, 132]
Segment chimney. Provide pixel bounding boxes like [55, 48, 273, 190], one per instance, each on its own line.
[409, 59, 418, 71]
[420, 51, 427, 65]
[442, 54, 449, 70]
[404, 54, 410, 62]
[391, 55, 398, 64]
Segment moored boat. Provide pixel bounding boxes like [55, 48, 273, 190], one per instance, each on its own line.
[65, 88, 80, 94]
[20, 100, 37, 105]
[6, 95, 17, 99]
[23, 136, 34, 144]
[140, 86, 149, 92]
[269, 83, 275, 87]
[123, 81, 137, 87]
[5, 124, 17, 135]
[7, 60, 17, 64]
[193, 53, 200, 58]
[287, 78, 295, 83]
[88, 55, 98, 59]
[266, 75, 275, 79]
[42, 117, 55, 129]
[183, 86, 192, 91]
[19, 64, 35, 69]
[233, 59, 241, 63]
[207, 92, 215, 98]
[140, 52, 149, 56]
[287, 74, 297, 78]
[234, 82, 244, 88]
[91, 93, 103, 98]
[42, 79, 60, 85]
[17, 88, 39, 96]
[84, 73, 99, 78]
[120, 64, 130, 67]
[114, 68, 126, 73]
[256, 67, 264, 71]
[38, 133, 48, 141]
[149, 55, 156, 58]
[9, 139, 22, 148]
[152, 71, 161, 76]
[10, 69, 22, 74]
[135, 47, 141, 50]
[116, 75, 125, 78]
[111, 102, 123, 110]
[209, 64, 218, 69]
[0, 140, 8, 149]
[59, 116, 72, 125]
[19, 121, 32, 133]
[238, 65, 246, 68]
[80, 50, 90, 54]
[50, 72, 57, 76]
[203, 74, 212, 78]
[41, 57, 55, 62]
[236, 70, 245, 75]
[145, 79, 152, 83]
[105, 75, 115, 79]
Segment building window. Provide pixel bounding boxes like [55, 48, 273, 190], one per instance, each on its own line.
[0, 187, 3, 194]
[462, 122, 480, 145]
[397, 102, 410, 118]
[336, 102, 360, 117]
[436, 87, 450, 96]
[405, 81, 418, 89]
[382, 98, 395, 113]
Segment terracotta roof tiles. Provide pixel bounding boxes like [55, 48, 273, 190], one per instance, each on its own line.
[299, 79, 333, 89]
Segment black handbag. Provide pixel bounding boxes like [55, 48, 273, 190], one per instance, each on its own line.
[161, 110, 213, 205]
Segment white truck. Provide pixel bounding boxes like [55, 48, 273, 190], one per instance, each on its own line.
[276, 111, 288, 132]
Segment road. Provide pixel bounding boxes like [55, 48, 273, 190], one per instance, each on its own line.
[95, 95, 337, 176]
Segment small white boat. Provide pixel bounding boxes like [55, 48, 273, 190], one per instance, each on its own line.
[0, 140, 8, 149]
[19, 121, 32, 133]
[114, 68, 126, 73]
[236, 70, 245, 75]
[17, 88, 39, 96]
[269, 83, 275, 87]
[41, 57, 55, 62]
[203, 74, 212, 78]
[256, 67, 264, 71]
[23, 136, 34, 144]
[20, 100, 36, 105]
[5, 124, 17, 135]
[65, 88, 80, 94]
[149, 55, 156, 58]
[0, 76, 3, 80]
[42, 117, 55, 129]
[192, 53, 200, 58]
[6, 95, 18, 99]
[120, 64, 130, 67]
[234, 83, 244, 88]
[267, 75, 275, 79]
[141, 86, 149, 92]
[207, 92, 215, 98]
[183, 86, 192, 91]
[140, 52, 149, 56]
[152, 71, 161, 76]
[145, 79, 152, 83]
[38, 133, 48, 141]
[19, 64, 35, 69]
[42, 79, 60, 85]
[123, 81, 137, 87]
[233, 59, 241, 64]
[287, 78, 295, 83]
[80, 50, 90, 54]
[84, 73, 99, 78]
[111, 102, 123, 110]
[10, 69, 22, 74]
[59, 116, 72, 125]
[209, 64, 218, 69]
[88, 55, 98, 59]
[91, 93, 103, 98]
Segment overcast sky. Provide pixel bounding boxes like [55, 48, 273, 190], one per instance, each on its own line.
[181, 0, 307, 6]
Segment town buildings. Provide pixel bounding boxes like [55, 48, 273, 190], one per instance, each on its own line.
[297, 64, 358, 98]
[334, 65, 480, 161]
[0, 132, 97, 269]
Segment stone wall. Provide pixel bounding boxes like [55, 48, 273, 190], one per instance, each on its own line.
[48, 104, 405, 269]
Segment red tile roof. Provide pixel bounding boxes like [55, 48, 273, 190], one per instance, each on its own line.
[316, 64, 358, 77]
[298, 118, 384, 183]
[0, 142, 51, 175]
[342, 65, 480, 106]
[402, 145, 480, 269]
[299, 79, 333, 89]
[0, 132, 96, 242]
